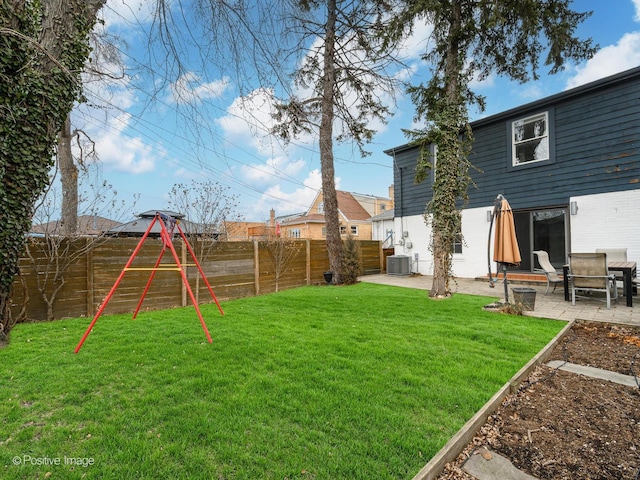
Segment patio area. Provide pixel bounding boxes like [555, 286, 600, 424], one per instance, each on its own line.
[360, 273, 640, 327]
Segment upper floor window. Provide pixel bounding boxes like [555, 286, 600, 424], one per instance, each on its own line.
[289, 228, 301, 239]
[512, 112, 549, 166]
[339, 225, 347, 235]
[380, 203, 386, 211]
[350, 225, 358, 236]
[317, 202, 324, 214]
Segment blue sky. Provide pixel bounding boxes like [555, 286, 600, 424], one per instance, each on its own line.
[66, 0, 640, 223]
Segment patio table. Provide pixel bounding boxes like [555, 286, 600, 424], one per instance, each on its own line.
[563, 261, 637, 307]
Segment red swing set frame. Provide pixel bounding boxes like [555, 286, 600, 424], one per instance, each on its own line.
[74, 212, 224, 353]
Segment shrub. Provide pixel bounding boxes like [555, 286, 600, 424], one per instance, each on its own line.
[341, 235, 362, 285]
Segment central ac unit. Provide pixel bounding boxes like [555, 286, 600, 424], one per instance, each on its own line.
[387, 255, 410, 276]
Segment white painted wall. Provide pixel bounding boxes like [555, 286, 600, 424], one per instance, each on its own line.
[393, 207, 495, 278]
[393, 188, 640, 278]
[457, 207, 496, 278]
[371, 218, 395, 247]
[392, 215, 431, 275]
[568, 190, 640, 262]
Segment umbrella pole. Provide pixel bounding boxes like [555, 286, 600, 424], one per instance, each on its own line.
[502, 263, 509, 303]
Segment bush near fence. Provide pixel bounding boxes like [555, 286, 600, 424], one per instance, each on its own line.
[12, 238, 383, 322]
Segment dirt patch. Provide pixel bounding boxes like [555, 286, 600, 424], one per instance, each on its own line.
[438, 321, 640, 480]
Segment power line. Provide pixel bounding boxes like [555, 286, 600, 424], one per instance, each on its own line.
[82, 4, 394, 214]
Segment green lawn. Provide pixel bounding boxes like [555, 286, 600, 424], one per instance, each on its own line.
[0, 283, 564, 479]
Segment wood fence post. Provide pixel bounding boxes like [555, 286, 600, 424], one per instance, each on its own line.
[306, 239, 311, 285]
[86, 237, 94, 317]
[181, 238, 188, 307]
[254, 240, 260, 295]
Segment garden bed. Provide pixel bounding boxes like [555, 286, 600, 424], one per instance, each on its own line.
[438, 321, 640, 479]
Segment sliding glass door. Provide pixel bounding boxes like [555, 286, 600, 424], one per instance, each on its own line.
[513, 208, 568, 271]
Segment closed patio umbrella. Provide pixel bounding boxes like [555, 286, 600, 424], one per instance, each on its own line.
[490, 194, 521, 302]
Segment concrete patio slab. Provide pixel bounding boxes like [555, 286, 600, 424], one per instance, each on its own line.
[463, 448, 539, 480]
[546, 360, 639, 388]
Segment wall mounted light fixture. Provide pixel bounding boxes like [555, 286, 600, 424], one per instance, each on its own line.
[570, 201, 578, 215]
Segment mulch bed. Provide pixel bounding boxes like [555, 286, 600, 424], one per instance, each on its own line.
[437, 321, 640, 480]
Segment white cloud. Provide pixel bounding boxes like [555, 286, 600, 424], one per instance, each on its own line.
[216, 88, 271, 144]
[396, 18, 433, 62]
[565, 32, 640, 89]
[72, 41, 165, 177]
[470, 72, 496, 90]
[74, 109, 161, 174]
[169, 72, 230, 105]
[240, 156, 306, 186]
[518, 83, 544, 101]
[217, 88, 304, 155]
[75, 49, 161, 176]
[251, 169, 341, 217]
[100, 0, 155, 27]
[173, 167, 201, 180]
[634, 0, 640, 21]
[83, 73, 136, 111]
[97, 140, 156, 174]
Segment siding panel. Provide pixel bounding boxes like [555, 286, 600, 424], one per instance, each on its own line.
[392, 68, 640, 212]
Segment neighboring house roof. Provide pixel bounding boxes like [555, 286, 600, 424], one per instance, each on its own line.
[283, 213, 326, 225]
[31, 215, 122, 236]
[138, 210, 185, 219]
[369, 209, 394, 222]
[284, 191, 372, 226]
[349, 191, 393, 217]
[108, 210, 194, 236]
[275, 212, 305, 224]
[335, 190, 372, 221]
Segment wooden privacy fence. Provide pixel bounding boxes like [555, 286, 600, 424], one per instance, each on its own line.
[12, 238, 383, 322]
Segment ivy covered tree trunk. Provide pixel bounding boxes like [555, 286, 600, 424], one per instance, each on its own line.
[426, 1, 468, 298]
[424, 108, 471, 298]
[0, 0, 104, 342]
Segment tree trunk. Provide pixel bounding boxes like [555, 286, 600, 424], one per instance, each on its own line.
[59, 114, 78, 236]
[429, 0, 463, 298]
[430, 232, 449, 297]
[319, 0, 342, 284]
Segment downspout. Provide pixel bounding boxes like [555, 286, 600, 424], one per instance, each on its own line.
[391, 149, 404, 248]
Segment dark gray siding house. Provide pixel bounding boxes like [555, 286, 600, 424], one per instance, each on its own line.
[384, 66, 640, 277]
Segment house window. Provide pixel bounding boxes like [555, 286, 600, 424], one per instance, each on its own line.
[318, 202, 324, 214]
[340, 226, 347, 235]
[380, 203, 386, 211]
[321, 227, 326, 236]
[350, 226, 358, 236]
[512, 112, 549, 165]
[289, 228, 301, 239]
[453, 234, 463, 254]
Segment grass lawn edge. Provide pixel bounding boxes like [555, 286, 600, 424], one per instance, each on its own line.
[411, 318, 576, 480]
